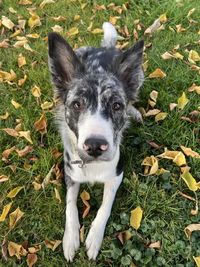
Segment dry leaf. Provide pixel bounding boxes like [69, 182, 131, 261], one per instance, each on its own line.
[188, 50, 200, 63]
[2, 128, 19, 137]
[74, 15, 80, 21]
[158, 149, 186, 167]
[155, 112, 168, 122]
[130, 206, 143, 230]
[91, 28, 103, 34]
[7, 186, 24, 198]
[18, 54, 26, 68]
[80, 225, 85, 243]
[181, 172, 199, 192]
[34, 113, 47, 134]
[148, 240, 161, 249]
[184, 223, 200, 238]
[18, 74, 27, 86]
[2, 16, 15, 30]
[2, 146, 16, 161]
[0, 69, 17, 82]
[161, 51, 173, 60]
[193, 256, 200, 267]
[18, 131, 33, 144]
[44, 240, 61, 251]
[173, 152, 186, 166]
[32, 181, 42, 191]
[0, 39, 10, 48]
[149, 90, 158, 103]
[28, 245, 41, 254]
[26, 33, 40, 39]
[54, 188, 61, 203]
[0, 175, 10, 183]
[42, 164, 55, 188]
[52, 16, 66, 22]
[169, 103, 177, 111]
[16, 146, 33, 157]
[144, 18, 161, 35]
[28, 12, 41, 29]
[26, 253, 38, 267]
[188, 83, 200, 94]
[145, 109, 161, 117]
[0, 111, 9, 120]
[11, 99, 22, 109]
[149, 68, 166, 78]
[0, 202, 12, 222]
[177, 92, 189, 110]
[180, 145, 200, 158]
[18, 0, 32, 4]
[41, 101, 53, 110]
[67, 27, 79, 36]
[80, 190, 90, 218]
[51, 25, 63, 33]
[117, 230, 133, 245]
[40, 0, 55, 8]
[142, 155, 159, 175]
[159, 13, 167, 23]
[31, 85, 41, 98]
[8, 241, 27, 259]
[9, 207, 24, 229]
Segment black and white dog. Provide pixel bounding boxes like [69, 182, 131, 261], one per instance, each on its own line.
[48, 22, 144, 262]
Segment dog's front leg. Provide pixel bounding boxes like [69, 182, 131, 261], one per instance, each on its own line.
[86, 173, 123, 260]
[63, 177, 80, 262]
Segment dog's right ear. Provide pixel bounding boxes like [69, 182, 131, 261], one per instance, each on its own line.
[48, 33, 84, 99]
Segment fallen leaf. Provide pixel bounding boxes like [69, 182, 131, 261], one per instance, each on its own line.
[52, 16, 66, 22]
[173, 52, 184, 60]
[161, 51, 173, 60]
[8, 241, 27, 259]
[67, 27, 79, 36]
[1, 237, 8, 261]
[176, 24, 186, 33]
[184, 223, 200, 238]
[0, 111, 9, 120]
[149, 90, 158, 103]
[159, 13, 167, 23]
[16, 146, 33, 157]
[26, 253, 38, 267]
[0, 39, 10, 48]
[2, 128, 19, 137]
[193, 256, 200, 267]
[2, 16, 15, 30]
[180, 145, 200, 158]
[149, 68, 166, 78]
[28, 12, 41, 29]
[11, 99, 22, 109]
[9, 207, 24, 229]
[144, 18, 161, 35]
[32, 181, 42, 191]
[80, 225, 85, 243]
[41, 101, 53, 110]
[117, 230, 133, 244]
[141, 156, 159, 175]
[188, 83, 200, 94]
[155, 112, 168, 122]
[0, 69, 17, 82]
[7, 186, 24, 198]
[42, 164, 55, 188]
[28, 245, 41, 254]
[169, 103, 177, 111]
[51, 25, 63, 33]
[177, 92, 189, 110]
[0, 175, 10, 183]
[18, 74, 27, 86]
[148, 240, 161, 249]
[188, 50, 200, 63]
[145, 109, 161, 117]
[173, 152, 186, 166]
[54, 188, 61, 203]
[181, 172, 199, 191]
[40, 0, 55, 9]
[80, 190, 90, 218]
[18, 0, 32, 4]
[0, 202, 12, 222]
[44, 240, 61, 251]
[2, 146, 16, 161]
[26, 33, 40, 39]
[31, 85, 41, 98]
[130, 206, 143, 230]
[91, 28, 103, 34]
[74, 15, 80, 21]
[18, 131, 33, 144]
[18, 54, 26, 68]
[34, 113, 47, 134]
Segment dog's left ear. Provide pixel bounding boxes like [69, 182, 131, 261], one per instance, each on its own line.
[117, 40, 144, 101]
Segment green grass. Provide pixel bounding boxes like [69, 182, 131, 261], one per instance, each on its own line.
[0, 0, 200, 266]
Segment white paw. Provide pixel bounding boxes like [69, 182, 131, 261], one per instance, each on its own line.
[63, 222, 80, 262]
[85, 221, 105, 260]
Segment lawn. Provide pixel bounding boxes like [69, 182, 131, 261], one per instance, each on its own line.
[0, 0, 200, 266]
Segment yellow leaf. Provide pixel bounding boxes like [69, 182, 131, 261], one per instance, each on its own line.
[18, 53, 26, 68]
[67, 27, 79, 36]
[145, 109, 161, 117]
[181, 172, 199, 191]
[109, 16, 120, 25]
[28, 12, 41, 29]
[155, 112, 168, 122]
[54, 188, 61, 203]
[173, 152, 186, 166]
[41, 101, 54, 110]
[149, 90, 158, 102]
[51, 25, 63, 33]
[2, 128, 19, 137]
[0, 111, 9, 120]
[91, 28, 103, 34]
[8, 241, 27, 259]
[32, 181, 42, 191]
[18, 74, 27, 86]
[23, 43, 34, 52]
[184, 223, 200, 238]
[39, 0, 55, 9]
[180, 145, 200, 158]
[74, 15, 80, 21]
[18, 0, 32, 4]
[130, 206, 143, 230]
[26, 253, 38, 267]
[142, 156, 159, 175]
[158, 149, 181, 160]
[161, 51, 173, 60]
[193, 256, 200, 267]
[31, 85, 41, 98]
[149, 68, 166, 78]
[188, 50, 200, 63]
[26, 33, 40, 39]
[2, 16, 15, 30]
[52, 16, 66, 22]
[0, 69, 17, 82]
[188, 83, 200, 94]
[0, 174, 9, 183]
[11, 99, 22, 109]
[7, 186, 24, 198]
[9, 207, 24, 229]
[13, 40, 28, 48]
[159, 13, 167, 23]
[0, 202, 12, 222]
[173, 52, 184, 60]
[80, 190, 90, 218]
[9, 7, 17, 14]
[44, 240, 62, 251]
[177, 92, 189, 110]
[18, 131, 33, 144]
[187, 8, 195, 17]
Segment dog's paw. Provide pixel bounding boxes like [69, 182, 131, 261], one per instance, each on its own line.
[85, 221, 105, 260]
[63, 223, 80, 262]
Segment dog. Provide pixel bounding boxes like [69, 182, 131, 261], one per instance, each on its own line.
[48, 22, 144, 262]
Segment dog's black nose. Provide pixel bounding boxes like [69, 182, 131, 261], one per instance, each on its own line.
[83, 138, 108, 157]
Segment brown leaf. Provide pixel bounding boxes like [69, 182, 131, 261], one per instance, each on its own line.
[149, 68, 166, 78]
[188, 83, 200, 94]
[145, 109, 161, 117]
[9, 207, 24, 229]
[18, 54, 26, 68]
[80, 225, 85, 243]
[1, 238, 8, 261]
[26, 253, 38, 267]
[18, 74, 27, 86]
[184, 224, 200, 239]
[16, 146, 33, 157]
[44, 240, 61, 251]
[144, 18, 161, 35]
[8, 241, 27, 259]
[117, 230, 133, 245]
[18, 0, 32, 4]
[31, 85, 41, 98]
[180, 145, 200, 158]
[2, 146, 16, 161]
[54, 188, 61, 203]
[34, 113, 47, 134]
[80, 190, 91, 218]
[2, 128, 19, 137]
[0, 39, 10, 48]
[148, 241, 161, 249]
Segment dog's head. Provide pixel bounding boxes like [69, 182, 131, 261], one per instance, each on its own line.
[48, 33, 144, 163]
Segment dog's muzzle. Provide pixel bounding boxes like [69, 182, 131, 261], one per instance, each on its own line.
[83, 137, 108, 158]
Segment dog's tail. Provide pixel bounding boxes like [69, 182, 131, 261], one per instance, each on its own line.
[101, 22, 117, 48]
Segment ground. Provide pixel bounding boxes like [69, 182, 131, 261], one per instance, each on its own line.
[0, 0, 200, 266]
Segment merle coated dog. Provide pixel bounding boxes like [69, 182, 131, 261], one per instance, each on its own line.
[48, 22, 144, 262]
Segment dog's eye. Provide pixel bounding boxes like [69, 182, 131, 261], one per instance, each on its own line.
[112, 102, 123, 111]
[72, 101, 82, 111]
